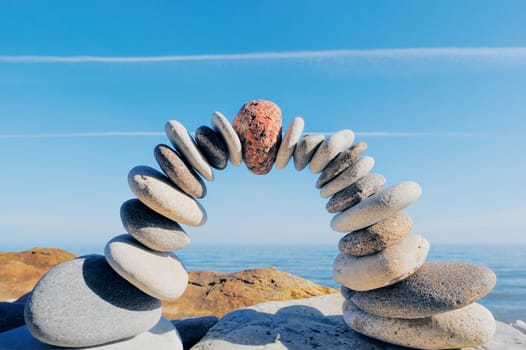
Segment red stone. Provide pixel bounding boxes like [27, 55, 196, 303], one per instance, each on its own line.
[233, 100, 282, 175]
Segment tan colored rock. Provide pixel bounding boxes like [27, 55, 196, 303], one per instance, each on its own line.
[333, 234, 429, 291]
[343, 301, 496, 349]
[162, 267, 337, 319]
[233, 100, 282, 175]
[0, 248, 75, 301]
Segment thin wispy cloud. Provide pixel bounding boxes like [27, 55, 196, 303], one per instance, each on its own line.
[0, 131, 521, 140]
[1, 47, 526, 63]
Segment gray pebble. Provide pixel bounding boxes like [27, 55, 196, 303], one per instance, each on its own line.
[195, 126, 229, 170]
[327, 173, 386, 213]
[154, 144, 206, 198]
[293, 134, 325, 171]
[338, 213, 412, 256]
[350, 261, 497, 319]
[24, 255, 162, 347]
[316, 142, 367, 188]
[120, 199, 190, 252]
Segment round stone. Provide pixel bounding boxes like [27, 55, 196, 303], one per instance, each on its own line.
[340, 286, 355, 301]
[165, 120, 214, 181]
[320, 156, 375, 198]
[326, 173, 385, 213]
[233, 99, 282, 175]
[120, 199, 190, 252]
[211, 111, 242, 167]
[331, 181, 421, 232]
[275, 116, 304, 170]
[350, 261, 497, 319]
[309, 129, 355, 173]
[333, 234, 429, 291]
[154, 144, 206, 198]
[343, 301, 496, 349]
[24, 255, 161, 348]
[338, 213, 412, 256]
[293, 133, 325, 171]
[105, 234, 188, 301]
[316, 142, 367, 188]
[195, 126, 228, 170]
[128, 165, 207, 227]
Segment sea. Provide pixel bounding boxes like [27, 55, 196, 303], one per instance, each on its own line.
[10, 243, 526, 324]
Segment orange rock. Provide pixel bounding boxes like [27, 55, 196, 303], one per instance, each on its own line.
[162, 267, 337, 319]
[0, 248, 76, 301]
[233, 100, 282, 175]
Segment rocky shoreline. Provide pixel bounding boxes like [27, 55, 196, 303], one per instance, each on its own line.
[1, 248, 525, 349]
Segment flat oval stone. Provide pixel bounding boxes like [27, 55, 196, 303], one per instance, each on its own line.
[233, 100, 282, 175]
[351, 261, 497, 318]
[154, 144, 206, 198]
[1, 317, 183, 350]
[309, 129, 355, 173]
[343, 301, 496, 349]
[24, 255, 161, 348]
[326, 173, 386, 213]
[165, 120, 214, 181]
[211, 112, 242, 166]
[120, 199, 190, 252]
[331, 181, 421, 232]
[333, 234, 429, 291]
[338, 213, 412, 256]
[105, 234, 188, 301]
[316, 142, 367, 188]
[320, 156, 375, 198]
[275, 116, 304, 170]
[195, 126, 228, 170]
[293, 133, 325, 171]
[128, 165, 207, 227]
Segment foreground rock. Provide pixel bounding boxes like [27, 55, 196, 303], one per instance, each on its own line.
[0, 317, 182, 349]
[191, 294, 409, 350]
[0, 248, 75, 301]
[343, 301, 495, 349]
[25, 255, 162, 347]
[162, 267, 337, 319]
[171, 316, 219, 350]
[350, 261, 496, 318]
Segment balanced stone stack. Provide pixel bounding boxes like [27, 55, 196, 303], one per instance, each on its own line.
[19, 99, 498, 349]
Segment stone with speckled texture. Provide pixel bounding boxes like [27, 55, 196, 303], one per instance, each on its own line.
[338, 213, 412, 256]
[350, 261, 496, 318]
[331, 181, 421, 232]
[233, 100, 282, 175]
[326, 173, 386, 213]
[343, 301, 496, 350]
[317, 142, 368, 188]
[321, 156, 375, 198]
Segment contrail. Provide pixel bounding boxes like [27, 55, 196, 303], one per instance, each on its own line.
[0, 131, 520, 140]
[1, 47, 526, 63]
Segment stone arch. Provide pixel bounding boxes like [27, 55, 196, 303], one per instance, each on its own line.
[22, 99, 497, 349]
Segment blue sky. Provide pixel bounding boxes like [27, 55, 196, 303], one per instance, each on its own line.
[0, 1, 525, 250]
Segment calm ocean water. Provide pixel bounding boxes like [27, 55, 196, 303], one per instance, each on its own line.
[11, 243, 525, 323]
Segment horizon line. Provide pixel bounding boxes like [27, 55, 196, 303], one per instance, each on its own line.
[1, 47, 526, 63]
